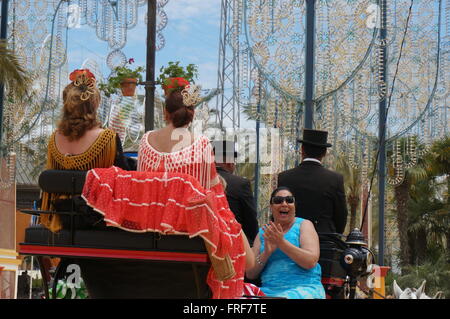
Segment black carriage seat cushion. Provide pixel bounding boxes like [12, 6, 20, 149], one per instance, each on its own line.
[39, 170, 87, 194]
[22, 226, 211, 298]
[22, 226, 211, 299]
[23, 225, 207, 252]
[77, 257, 211, 298]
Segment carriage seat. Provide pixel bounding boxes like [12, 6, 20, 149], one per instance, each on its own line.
[20, 169, 211, 298]
[318, 233, 347, 281]
[23, 224, 206, 252]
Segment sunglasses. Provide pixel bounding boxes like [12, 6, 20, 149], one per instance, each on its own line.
[271, 196, 295, 204]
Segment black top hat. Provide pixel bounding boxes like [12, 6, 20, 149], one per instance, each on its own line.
[297, 129, 332, 148]
[212, 140, 238, 162]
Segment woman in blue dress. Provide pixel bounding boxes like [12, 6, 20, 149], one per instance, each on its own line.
[246, 186, 326, 299]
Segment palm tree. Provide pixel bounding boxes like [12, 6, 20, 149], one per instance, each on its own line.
[389, 136, 449, 268]
[335, 154, 361, 233]
[408, 175, 447, 264]
[423, 137, 450, 206]
[388, 137, 428, 268]
[0, 40, 30, 99]
[421, 136, 450, 255]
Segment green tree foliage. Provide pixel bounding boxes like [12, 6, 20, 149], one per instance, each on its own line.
[98, 58, 145, 97]
[386, 254, 450, 298]
[156, 61, 198, 86]
[0, 39, 31, 100]
[388, 137, 428, 267]
[335, 154, 361, 233]
[385, 136, 449, 297]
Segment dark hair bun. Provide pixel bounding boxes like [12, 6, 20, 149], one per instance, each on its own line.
[165, 90, 194, 127]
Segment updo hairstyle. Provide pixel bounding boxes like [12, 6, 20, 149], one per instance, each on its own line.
[57, 82, 101, 141]
[164, 89, 195, 128]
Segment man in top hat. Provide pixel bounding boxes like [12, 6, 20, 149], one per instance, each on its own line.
[212, 140, 259, 244]
[277, 129, 348, 234]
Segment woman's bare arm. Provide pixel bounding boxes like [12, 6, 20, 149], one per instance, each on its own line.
[276, 220, 320, 269]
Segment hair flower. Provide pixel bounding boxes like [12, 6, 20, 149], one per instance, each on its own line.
[69, 69, 96, 82]
[70, 69, 97, 101]
[181, 84, 202, 107]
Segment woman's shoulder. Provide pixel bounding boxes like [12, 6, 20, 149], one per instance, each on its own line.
[100, 127, 115, 137]
[48, 130, 57, 142]
[87, 127, 115, 143]
[102, 127, 114, 133]
[142, 129, 155, 137]
[140, 129, 160, 145]
[298, 218, 315, 231]
[50, 127, 115, 159]
[198, 134, 211, 142]
[53, 128, 110, 147]
[141, 130, 209, 151]
[197, 134, 212, 146]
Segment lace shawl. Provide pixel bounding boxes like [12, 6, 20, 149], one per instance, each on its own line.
[137, 132, 220, 190]
[40, 128, 117, 232]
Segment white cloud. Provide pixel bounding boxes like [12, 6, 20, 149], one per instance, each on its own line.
[196, 61, 218, 89]
[164, 0, 220, 21]
[173, 23, 191, 35]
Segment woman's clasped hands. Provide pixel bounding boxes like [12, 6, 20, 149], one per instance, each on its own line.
[262, 221, 286, 254]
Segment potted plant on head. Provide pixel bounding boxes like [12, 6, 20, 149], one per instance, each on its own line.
[99, 58, 145, 97]
[156, 61, 198, 96]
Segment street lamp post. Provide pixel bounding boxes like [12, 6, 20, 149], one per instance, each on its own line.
[304, 0, 316, 130]
[378, 0, 387, 266]
[144, 0, 157, 131]
[297, 0, 316, 166]
[0, 0, 9, 149]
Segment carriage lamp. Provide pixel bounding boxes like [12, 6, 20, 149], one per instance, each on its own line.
[341, 229, 373, 278]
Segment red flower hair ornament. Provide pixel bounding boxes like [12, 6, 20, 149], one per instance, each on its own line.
[69, 69, 97, 101]
[162, 77, 190, 95]
[69, 69, 96, 82]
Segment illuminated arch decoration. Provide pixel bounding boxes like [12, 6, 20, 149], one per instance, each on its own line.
[215, 0, 449, 222]
[2, 0, 169, 185]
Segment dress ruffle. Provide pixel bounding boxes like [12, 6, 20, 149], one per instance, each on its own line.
[81, 166, 246, 298]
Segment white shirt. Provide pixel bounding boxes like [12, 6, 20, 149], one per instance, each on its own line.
[302, 158, 322, 164]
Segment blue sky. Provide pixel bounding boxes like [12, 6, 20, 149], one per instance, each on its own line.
[67, 0, 222, 96]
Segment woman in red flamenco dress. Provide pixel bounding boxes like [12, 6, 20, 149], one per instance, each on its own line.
[82, 83, 255, 298]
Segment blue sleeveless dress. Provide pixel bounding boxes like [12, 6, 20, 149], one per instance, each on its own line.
[259, 217, 326, 299]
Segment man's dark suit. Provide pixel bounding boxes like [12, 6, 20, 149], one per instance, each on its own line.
[277, 161, 348, 234]
[216, 167, 259, 244]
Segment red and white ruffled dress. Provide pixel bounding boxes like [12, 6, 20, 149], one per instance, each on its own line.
[81, 132, 247, 298]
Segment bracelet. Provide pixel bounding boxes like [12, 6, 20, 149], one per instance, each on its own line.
[256, 254, 265, 266]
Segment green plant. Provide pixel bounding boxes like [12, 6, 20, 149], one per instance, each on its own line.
[156, 61, 198, 86]
[0, 39, 32, 100]
[49, 278, 89, 299]
[385, 254, 450, 298]
[99, 58, 145, 97]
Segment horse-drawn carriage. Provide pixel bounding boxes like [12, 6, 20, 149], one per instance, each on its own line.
[19, 169, 374, 299]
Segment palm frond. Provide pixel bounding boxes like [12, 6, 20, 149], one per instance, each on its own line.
[0, 40, 31, 99]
